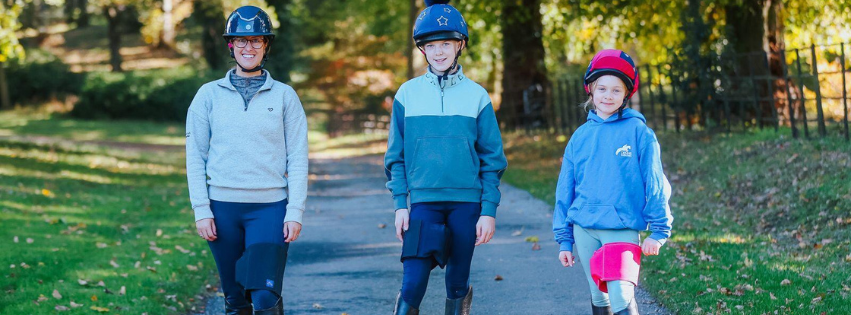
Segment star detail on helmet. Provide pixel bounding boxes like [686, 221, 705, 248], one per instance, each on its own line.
[418, 11, 426, 20]
[444, 7, 452, 13]
[437, 16, 449, 26]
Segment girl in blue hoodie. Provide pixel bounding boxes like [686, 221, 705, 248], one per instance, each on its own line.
[552, 49, 673, 315]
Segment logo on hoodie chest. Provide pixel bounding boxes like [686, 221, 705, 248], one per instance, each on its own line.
[615, 144, 632, 157]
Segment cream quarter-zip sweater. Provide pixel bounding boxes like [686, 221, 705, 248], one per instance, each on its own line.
[186, 70, 309, 223]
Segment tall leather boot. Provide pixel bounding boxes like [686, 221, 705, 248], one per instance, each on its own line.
[613, 298, 639, 315]
[394, 291, 419, 315]
[444, 286, 473, 315]
[225, 301, 252, 315]
[592, 303, 613, 315]
[253, 298, 284, 315]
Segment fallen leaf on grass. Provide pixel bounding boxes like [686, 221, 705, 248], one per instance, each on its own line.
[70, 301, 83, 308]
[13, 236, 18, 243]
[90, 306, 109, 312]
[186, 265, 198, 271]
[174, 245, 190, 254]
[781, 279, 791, 286]
[37, 294, 49, 302]
[55, 305, 69, 311]
[156, 229, 163, 237]
[770, 292, 777, 300]
[53, 289, 62, 299]
[96, 243, 108, 248]
[109, 260, 120, 268]
[91, 295, 97, 301]
[119, 286, 126, 296]
[26, 238, 34, 244]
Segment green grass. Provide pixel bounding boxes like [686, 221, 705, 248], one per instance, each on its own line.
[0, 110, 187, 146]
[502, 129, 851, 314]
[0, 139, 216, 314]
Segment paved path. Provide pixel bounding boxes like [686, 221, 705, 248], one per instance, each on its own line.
[204, 155, 671, 314]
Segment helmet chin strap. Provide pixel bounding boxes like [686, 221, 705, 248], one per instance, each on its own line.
[236, 57, 266, 74]
[617, 98, 629, 119]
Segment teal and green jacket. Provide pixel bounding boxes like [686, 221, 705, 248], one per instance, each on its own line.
[384, 66, 508, 217]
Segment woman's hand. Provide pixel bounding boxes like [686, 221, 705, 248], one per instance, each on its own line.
[475, 216, 495, 245]
[642, 238, 662, 256]
[559, 251, 575, 267]
[283, 221, 302, 243]
[196, 218, 217, 241]
[394, 209, 409, 242]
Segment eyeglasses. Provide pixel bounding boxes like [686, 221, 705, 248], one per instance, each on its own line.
[232, 38, 265, 49]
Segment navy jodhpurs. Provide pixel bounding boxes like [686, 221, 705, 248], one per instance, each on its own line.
[208, 199, 288, 310]
[400, 201, 480, 308]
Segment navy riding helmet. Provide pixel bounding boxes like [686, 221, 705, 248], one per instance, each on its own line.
[223, 6, 275, 72]
[413, 0, 469, 47]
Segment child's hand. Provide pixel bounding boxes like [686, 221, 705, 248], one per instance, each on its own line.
[475, 216, 495, 245]
[394, 209, 409, 242]
[642, 238, 662, 256]
[559, 251, 575, 267]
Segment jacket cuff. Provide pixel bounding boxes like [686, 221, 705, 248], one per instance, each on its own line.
[648, 233, 668, 246]
[480, 201, 498, 218]
[284, 206, 304, 224]
[194, 205, 214, 222]
[393, 195, 408, 210]
[559, 241, 574, 252]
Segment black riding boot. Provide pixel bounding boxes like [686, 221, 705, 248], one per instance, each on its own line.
[444, 286, 473, 315]
[394, 291, 419, 315]
[592, 303, 613, 315]
[613, 298, 639, 315]
[253, 298, 283, 315]
[225, 301, 252, 315]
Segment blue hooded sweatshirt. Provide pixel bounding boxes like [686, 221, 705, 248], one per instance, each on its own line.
[552, 108, 673, 252]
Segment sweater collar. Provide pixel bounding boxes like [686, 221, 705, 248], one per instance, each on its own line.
[424, 65, 466, 89]
[218, 69, 275, 91]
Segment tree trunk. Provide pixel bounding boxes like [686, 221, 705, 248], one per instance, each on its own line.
[194, 0, 226, 71]
[725, 0, 770, 124]
[160, 0, 176, 49]
[0, 62, 10, 109]
[266, 0, 294, 82]
[765, 0, 788, 122]
[499, 0, 549, 129]
[406, 0, 417, 79]
[77, 0, 89, 27]
[104, 5, 123, 72]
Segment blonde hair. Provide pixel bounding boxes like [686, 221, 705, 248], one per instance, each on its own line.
[581, 80, 597, 112]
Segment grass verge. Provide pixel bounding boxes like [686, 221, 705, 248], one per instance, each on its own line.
[502, 129, 851, 314]
[0, 138, 216, 314]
